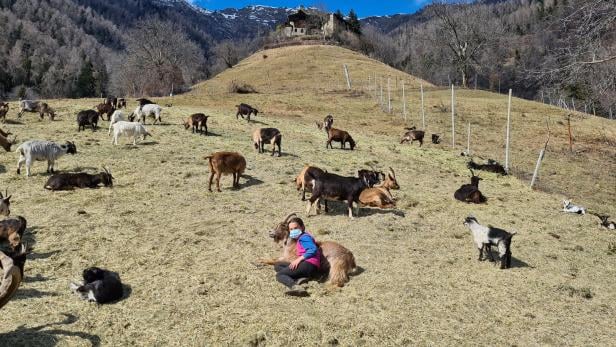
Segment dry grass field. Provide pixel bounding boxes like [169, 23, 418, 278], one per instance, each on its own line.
[0, 45, 615, 346]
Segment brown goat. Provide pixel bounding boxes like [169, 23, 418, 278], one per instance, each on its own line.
[0, 244, 29, 309]
[0, 216, 27, 251]
[294, 165, 326, 201]
[400, 127, 425, 146]
[359, 167, 400, 208]
[184, 113, 209, 135]
[252, 128, 281, 156]
[0, 133, 17, 152]
[96, 103, 115, 121]
[259, 213, 357, 287]
[326, 128, 355, 150]
[204, 152, 246, 192]
[0, 102, 9, 122]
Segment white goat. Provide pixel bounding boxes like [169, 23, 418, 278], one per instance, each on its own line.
[562, 200, 586, 215]
[133, 104, 162, 124]
[16, 140, 77, 176]
[108, 110, 125, 135]
[463, 215, 516, 269]
[111, 121, 152, 146]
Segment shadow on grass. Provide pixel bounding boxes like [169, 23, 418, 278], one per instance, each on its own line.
[13, 288, 59, 300]
[3, 119, 24, 125]
[311, 201, 405, 218]
[28, 250, 61, 260]
[246, 119, 269, 126]
[0, 164, 5, 174]
[483, 251, 533, 269]
[0, 313, 101, 347]
[238, 175, 264, 190]
[24, 274, 52, 283]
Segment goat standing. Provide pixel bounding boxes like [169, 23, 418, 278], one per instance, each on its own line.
[16, 140, 77, 176]
[184, 113, 209, 135]
[400, 127, 425, 146]
[204, 152, 246, 192]
[111, 121, 152, 146]
[252, 128, 282, 156]
[326, 128, 355, 150]
[463, 216, 516, 269]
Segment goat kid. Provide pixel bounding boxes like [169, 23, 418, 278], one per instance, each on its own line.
[70, 267, 123, 304]
[562, 200, 586, 215]
[16, 140, 77, 176]
[252, 128, 282, 156]
[184, 113, 209, 135]
[463, 215, 516, 269]
[204, 152, 246, 192]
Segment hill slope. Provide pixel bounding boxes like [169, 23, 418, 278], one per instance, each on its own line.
[0, 45, 615, 345]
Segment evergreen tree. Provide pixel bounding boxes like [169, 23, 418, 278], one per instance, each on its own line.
[75, 60, 97, 98]
[348, 9, 361, 35]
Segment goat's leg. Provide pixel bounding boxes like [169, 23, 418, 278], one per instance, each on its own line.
[216, 173, 222, 192]
[477, 246, 484, 261]
[208, 172, 214, 192]
[485, 244, 495, 262]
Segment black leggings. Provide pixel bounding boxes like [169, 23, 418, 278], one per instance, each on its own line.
[275, 261, 318, 288]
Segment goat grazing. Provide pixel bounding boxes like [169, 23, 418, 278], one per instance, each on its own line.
[0, 244, 29, 309]
[132, 104, 162, 124]
[562, 200, 586, 215]
[0, 189, 12, 216]
[18, 100, 55, 120]
[111, 121, 152, 145]
[96, 103, 115, 121]
[76, 110, 100, 132]
[184, 113, 209, 135]
[307, 170, 380, 219]
[454, 169, 487, 204]
[108, 110, 125, 135]
[259, 213, 357, 287]
[0, 216, 27, 251]
[359, 167, 400, 208]
[463, 215, 516, 269]
[316, 115, 334, 131]
[295, 166, 326, 201]
[236, 103, 259, 121]
[252, 128, 281, 156]
[45, 168, 113, 191]
[0, 132, 17, 152]
[0, 102, 9, 122]
[70, 267, 123, 304]
[400, 127, 425, 146]
[16, 140, 77, 176]
[467, 159, 507, 175]
[326, 128, 356, 150]
[204, 152, 246, 192]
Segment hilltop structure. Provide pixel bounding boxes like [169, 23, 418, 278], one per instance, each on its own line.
[282, 9, 347, 38]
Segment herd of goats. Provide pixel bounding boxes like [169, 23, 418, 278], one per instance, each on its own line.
[0, 95, 615, 307]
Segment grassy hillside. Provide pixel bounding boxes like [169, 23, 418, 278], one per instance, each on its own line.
[0, 45, 615, 345]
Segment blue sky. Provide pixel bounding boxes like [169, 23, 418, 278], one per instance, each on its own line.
[192, 1, 433, 17]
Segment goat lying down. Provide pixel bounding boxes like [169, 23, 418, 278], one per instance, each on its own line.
[562, 200, 586, 215]
[463, 215, 516, 269]
[44, 168, 113, 191]
[70, 267, 123, 304]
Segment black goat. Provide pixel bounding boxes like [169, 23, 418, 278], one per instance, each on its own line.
[307, 170, 380, 219]
[44, 168, 113, 191]
[467, 159, 507, 175]
[454, 169, 487, 204]
[70, 267, 123, 304]
[77, 110, 100, 132]
[591, 213, 616, 230]
[252, 128, 282, 156]
[136, 98, 154, 107]
[105, 96, 118, 109]
[236, 103, 259, 121]
[400, 127, 425, 146]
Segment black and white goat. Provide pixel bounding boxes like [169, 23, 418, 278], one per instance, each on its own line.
[592, 214, 615, 230]
[562, 200, 586, 215]
[70, 267, 123, 304]
[16, 140, 77, 176]
[463, 215, 516, 269]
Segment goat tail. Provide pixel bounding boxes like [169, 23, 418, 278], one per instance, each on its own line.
[327, 252, 355, 287]
[16, 216, 27, 237]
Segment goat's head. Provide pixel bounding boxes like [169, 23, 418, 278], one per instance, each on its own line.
[65, 141, 77, 154]
[83, 267, 106, 283]
[348, 137, 356, 150]
[4, 243, 30, 277]
[100, 167, 114, 187]
[324, 115, 334, 129]
[183, 119, 191, 129]
[383, 167, 399, 190]
[562, 199, 571, 208]
[358, 170, 381, 187]
[268, 213, 297, 244]
[0, 188, 11, 216]
[463, 215, 478, 227]
[469, 169, 482, 186]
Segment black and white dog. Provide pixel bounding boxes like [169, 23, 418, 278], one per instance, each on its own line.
[70, 267, 123, 303]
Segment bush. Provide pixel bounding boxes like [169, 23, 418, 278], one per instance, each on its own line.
[228, 80, 257, 94]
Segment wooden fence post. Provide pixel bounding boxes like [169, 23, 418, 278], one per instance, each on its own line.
[505, 89, 512, 173]
[343, 64, 351, 89]
[421, 83, 426, 129]
[451, 84, 455, 148]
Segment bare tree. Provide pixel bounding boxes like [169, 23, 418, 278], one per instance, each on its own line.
[214, 41, 241, 69]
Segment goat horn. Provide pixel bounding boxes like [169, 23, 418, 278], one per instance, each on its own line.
[389, 167, 396, 177]
[282, 212, 297, 224]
